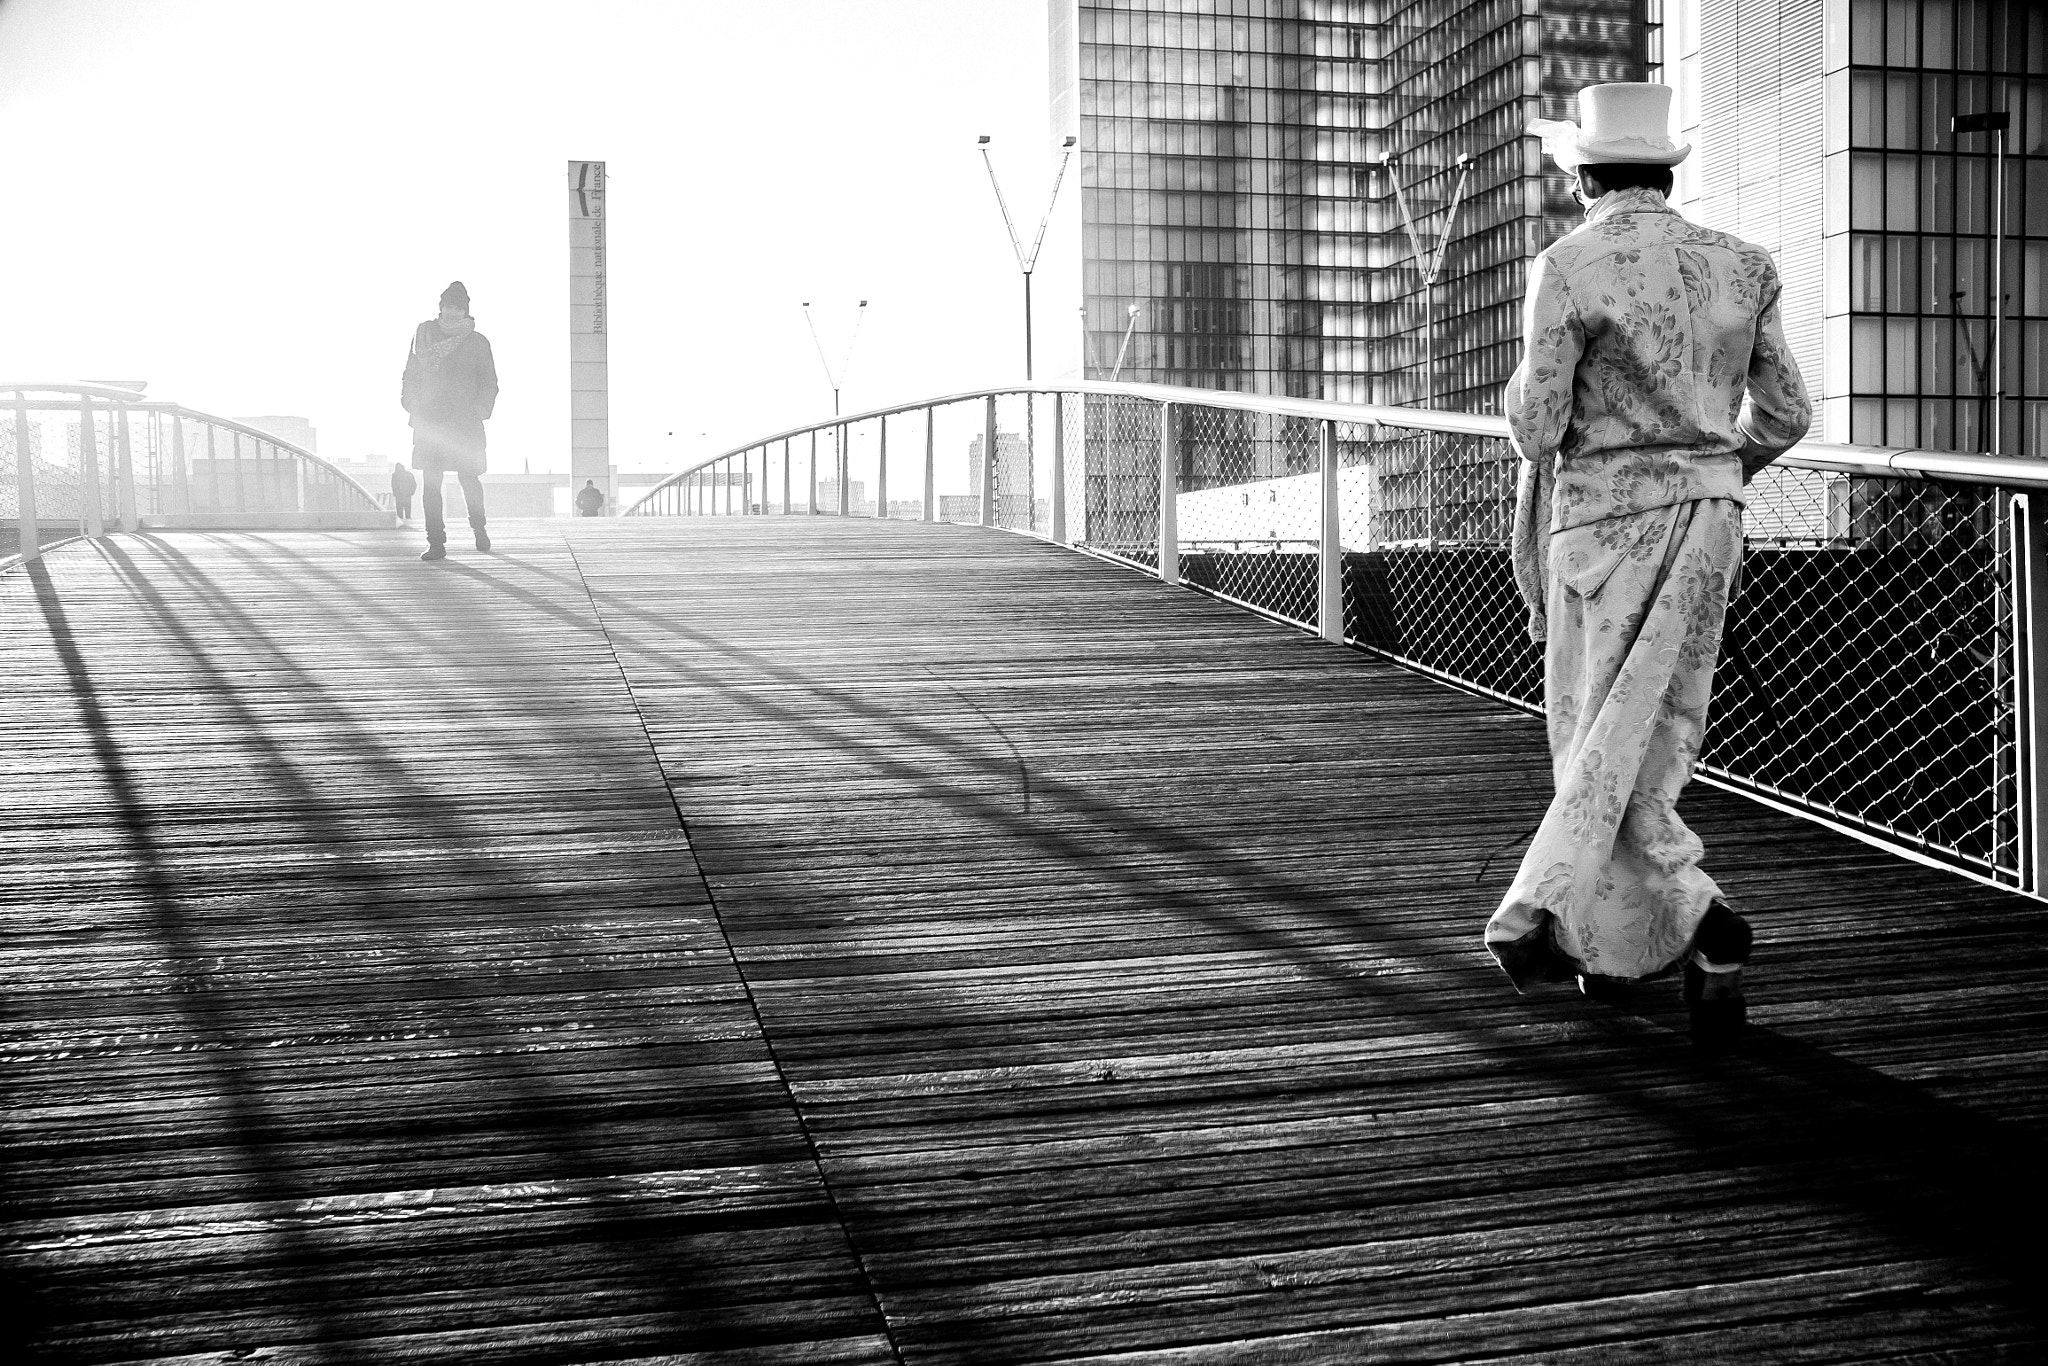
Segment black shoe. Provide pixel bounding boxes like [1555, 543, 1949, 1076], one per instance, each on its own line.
[1684, 902, 1753, 1048]
[420, 545, 446, 561]
[1694, 900, 1754, 965]
[1684, 961, 1748, 1048]
[473, 527, 491, 552]
[1488, 921, 1577, 995]
[1576, 973, 1630, 1004]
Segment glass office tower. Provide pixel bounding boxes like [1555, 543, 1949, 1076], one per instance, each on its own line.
[1838, 0, 2048, 455]
[1673, 0, 2048, 454]
[1372, 0, 1651, 411]
[1049, 0, 1650, 411]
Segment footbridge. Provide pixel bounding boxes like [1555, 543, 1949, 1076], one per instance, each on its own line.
[5, 381, 2045, 1363]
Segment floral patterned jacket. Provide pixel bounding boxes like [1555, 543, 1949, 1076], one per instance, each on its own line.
[1506, 187, 1811, 638]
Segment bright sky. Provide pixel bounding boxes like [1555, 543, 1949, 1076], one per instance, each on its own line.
[0, 0, 1077, 473]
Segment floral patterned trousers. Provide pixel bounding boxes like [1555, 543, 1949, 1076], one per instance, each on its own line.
[1487, 497, 1744, 988]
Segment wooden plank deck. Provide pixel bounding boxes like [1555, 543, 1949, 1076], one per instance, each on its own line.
[4, 518, 2045, 1364]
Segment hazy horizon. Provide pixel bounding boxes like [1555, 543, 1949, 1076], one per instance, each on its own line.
[0, 0, 1078, 475]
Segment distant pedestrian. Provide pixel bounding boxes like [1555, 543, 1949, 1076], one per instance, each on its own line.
[389, 460, 416, 520]
[402, 280, 498, 560]
[1484, 84, 1811, 1044]
[575, 479, 606, 517]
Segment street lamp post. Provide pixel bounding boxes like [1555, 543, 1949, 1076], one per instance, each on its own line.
[1953, 111, 2009, 454]
[1379, 151, 1473, 410]
[978, 134, 1079, 381]
[803, 300, 866, 514]
[1110, 303, 1143, 381]
[801, 299, 867, 419]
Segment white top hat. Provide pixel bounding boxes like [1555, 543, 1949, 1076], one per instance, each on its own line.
[1529, 83, 1690, 171]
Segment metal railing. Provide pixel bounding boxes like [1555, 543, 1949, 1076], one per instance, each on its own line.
[627, 381, 2048, 901]
[2, 382, 390, 564]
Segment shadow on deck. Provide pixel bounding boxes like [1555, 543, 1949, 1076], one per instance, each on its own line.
[4, 518, 2044, 1364]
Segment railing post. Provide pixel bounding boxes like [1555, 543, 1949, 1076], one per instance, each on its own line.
[838, 424, 850, 516]
[204, 423, 220, 512]
[981, 395, 997, 528]
[1158, 401, 1178, 585]
[13, 394, 37, 559]
[170, 415, 190, 515]
[115, 404, 137, 531]
[1051, 391, 1067, 545]
[877, 417, 888, 519]
[782, 437, 791, 515]
[924, 407, 936, 523]
[808, 430, 818, 515]
[231, 429, 247, 512]
[2009, 491, 2048, 893]
[1319, 418, 1343, 643]
[78, 395, 105, 538]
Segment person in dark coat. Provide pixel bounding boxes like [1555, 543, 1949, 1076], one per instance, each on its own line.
[574, 479, 606, 516]
[389, 460, 417, 519]
[402, 280, 498, 560]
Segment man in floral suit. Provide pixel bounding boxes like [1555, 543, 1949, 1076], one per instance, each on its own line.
[1484, 83, 1811, 1042]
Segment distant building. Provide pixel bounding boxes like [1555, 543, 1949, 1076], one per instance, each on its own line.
[1669, 0, 2048, 454]
[815, 478, 870, 515]
[966, 431, 1035, 525]
[1049, 0, 1650, 412]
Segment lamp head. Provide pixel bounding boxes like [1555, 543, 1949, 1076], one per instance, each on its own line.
[1455, 152, 1470, 166]
[858, 299, 868, 307]
[1127, 304, 1140, 318]
[1062, 135, 1077, 147]
[1377, 151, 1394, 167]
[977, 135, 991, 145]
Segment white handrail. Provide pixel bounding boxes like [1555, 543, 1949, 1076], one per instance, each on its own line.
[626, 380, 2048, 516]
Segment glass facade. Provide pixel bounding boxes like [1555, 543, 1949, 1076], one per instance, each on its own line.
[1058, 1, 1374, 399]
[1053, 0, 1647, 411]
[1834, 0, 2048, 455]
[1371, 1, 1648, 411]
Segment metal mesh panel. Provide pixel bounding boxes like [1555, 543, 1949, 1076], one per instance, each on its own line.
[1073, 392, 1160, 569]
[839, 419, 875, 516]
[1173, 403, 1323, 629]
[1333, 426, 1540, 705]
[1061, 393, 1087, 541]
[1, 409, 89, 557]
[1322, 421, 2016, 879]
[932, 400, 983, 525]
[990, 392, 1036, 533]
[1705, 478, 2013, 877]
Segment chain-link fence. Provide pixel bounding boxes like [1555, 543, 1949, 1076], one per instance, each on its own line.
[622, 382, 2043, 893]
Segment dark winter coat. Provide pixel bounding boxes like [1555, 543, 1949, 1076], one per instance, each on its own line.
[402, 320, 498, 474]
[389, 463, 417, 497]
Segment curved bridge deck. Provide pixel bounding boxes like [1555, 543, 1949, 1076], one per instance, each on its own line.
[5, 520, 2045, 1364]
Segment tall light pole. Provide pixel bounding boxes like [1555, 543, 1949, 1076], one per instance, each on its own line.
[978, 134, 1078, 381]
[1953, 111, 2009, 454]
[1110, 303, 1142, 381]
[803, 299, 866, 516]
[801, 299, 867, 417]
[1379, 151, 1473, 409]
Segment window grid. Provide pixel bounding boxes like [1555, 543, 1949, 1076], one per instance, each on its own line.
[1844, 0, 2048, 454]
